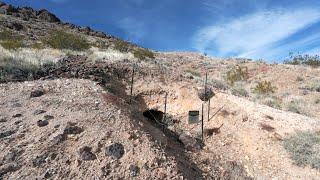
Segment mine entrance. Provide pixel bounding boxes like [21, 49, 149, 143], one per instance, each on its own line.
[143, 109, 164, 123]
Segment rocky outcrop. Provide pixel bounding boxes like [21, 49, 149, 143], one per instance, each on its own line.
[37, 9, 60, 23]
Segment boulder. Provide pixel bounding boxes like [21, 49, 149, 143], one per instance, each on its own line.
[30, 90, 44, 98]
[78, 146, 96, 161]
[105, 143, 125, 159]
[37, 120, 49, 127]
[179, 132, 202, 151]
[37, 9, 60, 23]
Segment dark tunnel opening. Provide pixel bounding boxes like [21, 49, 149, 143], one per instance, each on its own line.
[143, 109, 164, 123]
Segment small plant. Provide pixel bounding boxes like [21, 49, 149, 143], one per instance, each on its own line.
[283, 131, 320, 170]
[0, 57, 39, 82]
[113, 39, 130, 52]
[94, 39, 109, 49]
[0, 30, 23, 50]
[133, 48, 155, 60]
[231, 84, 248, 97]
[210, 78, 229, 90]
[225, 65, 249, 85]
[296, 76, 304, 82]
[286, 100, 305, 115]
[284, 53, 320, 67]
[45, 30, 90, 51]
[185, 69, 201, 77]
[253, 81, 276, 94]
[261, 96, 282, 109]
[0, 40, 23, 50]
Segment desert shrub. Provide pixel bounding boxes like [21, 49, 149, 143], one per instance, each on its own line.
[0, 30, 23, 50]
[31, 42, 45, 49]
[0, 40, 23, 50]
[231, 84, 248, 97]
[210, 78, 229, 90]
[94, 39, 109, 49]
[225, 65, 249, 85]
[261, 96, 282, 109]
[284, 53, 320, 67]
[253, 80, 276, 94]
[133, 48, 155, 60]
[113, 39, 130, 52]
[286, 100, 308, 115]
[0, 57, 39, 82]
[315, 99, 320, 104]
[45, 30, 90, 51]
[296, 76, 304, 82]
[283, 131, 320, 170]
[185, 69, 201, 77]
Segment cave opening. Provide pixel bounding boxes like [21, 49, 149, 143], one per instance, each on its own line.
[143, 109, 164, 123]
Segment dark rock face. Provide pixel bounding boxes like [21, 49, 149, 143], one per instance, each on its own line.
[33, 109, 46, 115]
[37, 9, 60, 23]
[12, 114, 22, 118]
[32, 154, 47, 167]
[0, 130, 16, 139]
[37, 120, 49, 127]
[6, 22, 24, 31]
[63, 123, 83, 135]
[30, 90, 44, 98]
[105, 143, 125, 159]
[78, 146, 96, 161]
[129, 165, 140, 177]
[44, 115, 54, 120]
[52, 134, 67, 145]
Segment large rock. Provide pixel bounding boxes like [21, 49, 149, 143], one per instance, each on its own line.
[105, 143, 125, 159]
[78, 146, 96, 161]
[37, 9, 60, 23]
[179, 132, 202, 151]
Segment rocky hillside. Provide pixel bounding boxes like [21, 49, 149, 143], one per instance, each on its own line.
[1, 2, 320, 180]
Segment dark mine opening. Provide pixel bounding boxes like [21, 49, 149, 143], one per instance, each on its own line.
[143, 109, 164, 123]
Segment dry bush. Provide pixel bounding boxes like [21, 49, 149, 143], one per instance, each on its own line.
[45, 30, 90, 51]
[261, 96, 282, 109]
[231, 83, 248, 97]
[225, 65, 249, 85]
[253, 80, 276, 94]
[260, 123, 275, 132]
[0, 30, 23, 50]
[185, 69, 201, 77]
[113, 39, 131, 52]
[133, 48, 155, 60]
[283, 131, 320, 170]
[210, 78, 229, 91]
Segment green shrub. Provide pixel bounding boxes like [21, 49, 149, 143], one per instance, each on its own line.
[45, 30, 90, 51]
[231, 84, 248, 97]
[113, 39, 130, 52]
[0, 57, 39, 82]
[210, 78, 229, 90]
[133, 48, 155, 60]
[286, 100, 305, 114]
[253, 81, 276, 94]
[284, 53, 320, 67]
[0, 40, 23, 50]
[283, 131, 320, 170]
[261, 96, 282, 109]
[0, 30, 24, 50]
[31, 42, 45, 49]
[185, 69, 201, 77]
[94, 39, 109, 49]
[225, 65, 249, 85]
[296, 76, 304, 82]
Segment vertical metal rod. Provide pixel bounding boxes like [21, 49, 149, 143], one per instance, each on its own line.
[201, 103, 204, 142]
[163, 92, 168, 132]
[204, 72, 208, 101]
[208, 99, 210, 122]
[130, 64, 135, 104]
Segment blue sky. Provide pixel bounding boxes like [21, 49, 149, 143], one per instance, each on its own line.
[3, 0, 320, 61]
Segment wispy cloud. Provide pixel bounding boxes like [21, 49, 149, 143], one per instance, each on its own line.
[50, 0, 68, 4]
[193, 8, 320, 60]
[117, 17, 146, 42]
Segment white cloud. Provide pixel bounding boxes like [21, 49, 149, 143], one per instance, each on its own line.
[193, 8, 320, 60]
[118, 17, 146, 42]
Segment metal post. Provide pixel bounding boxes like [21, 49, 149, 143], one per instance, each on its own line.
[208, 99, 210, 122]
[130, 64, 135, 104]
[204, 72, 208, 101]
[201, 103, 204, 142]
[163, 92, 168, 132]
